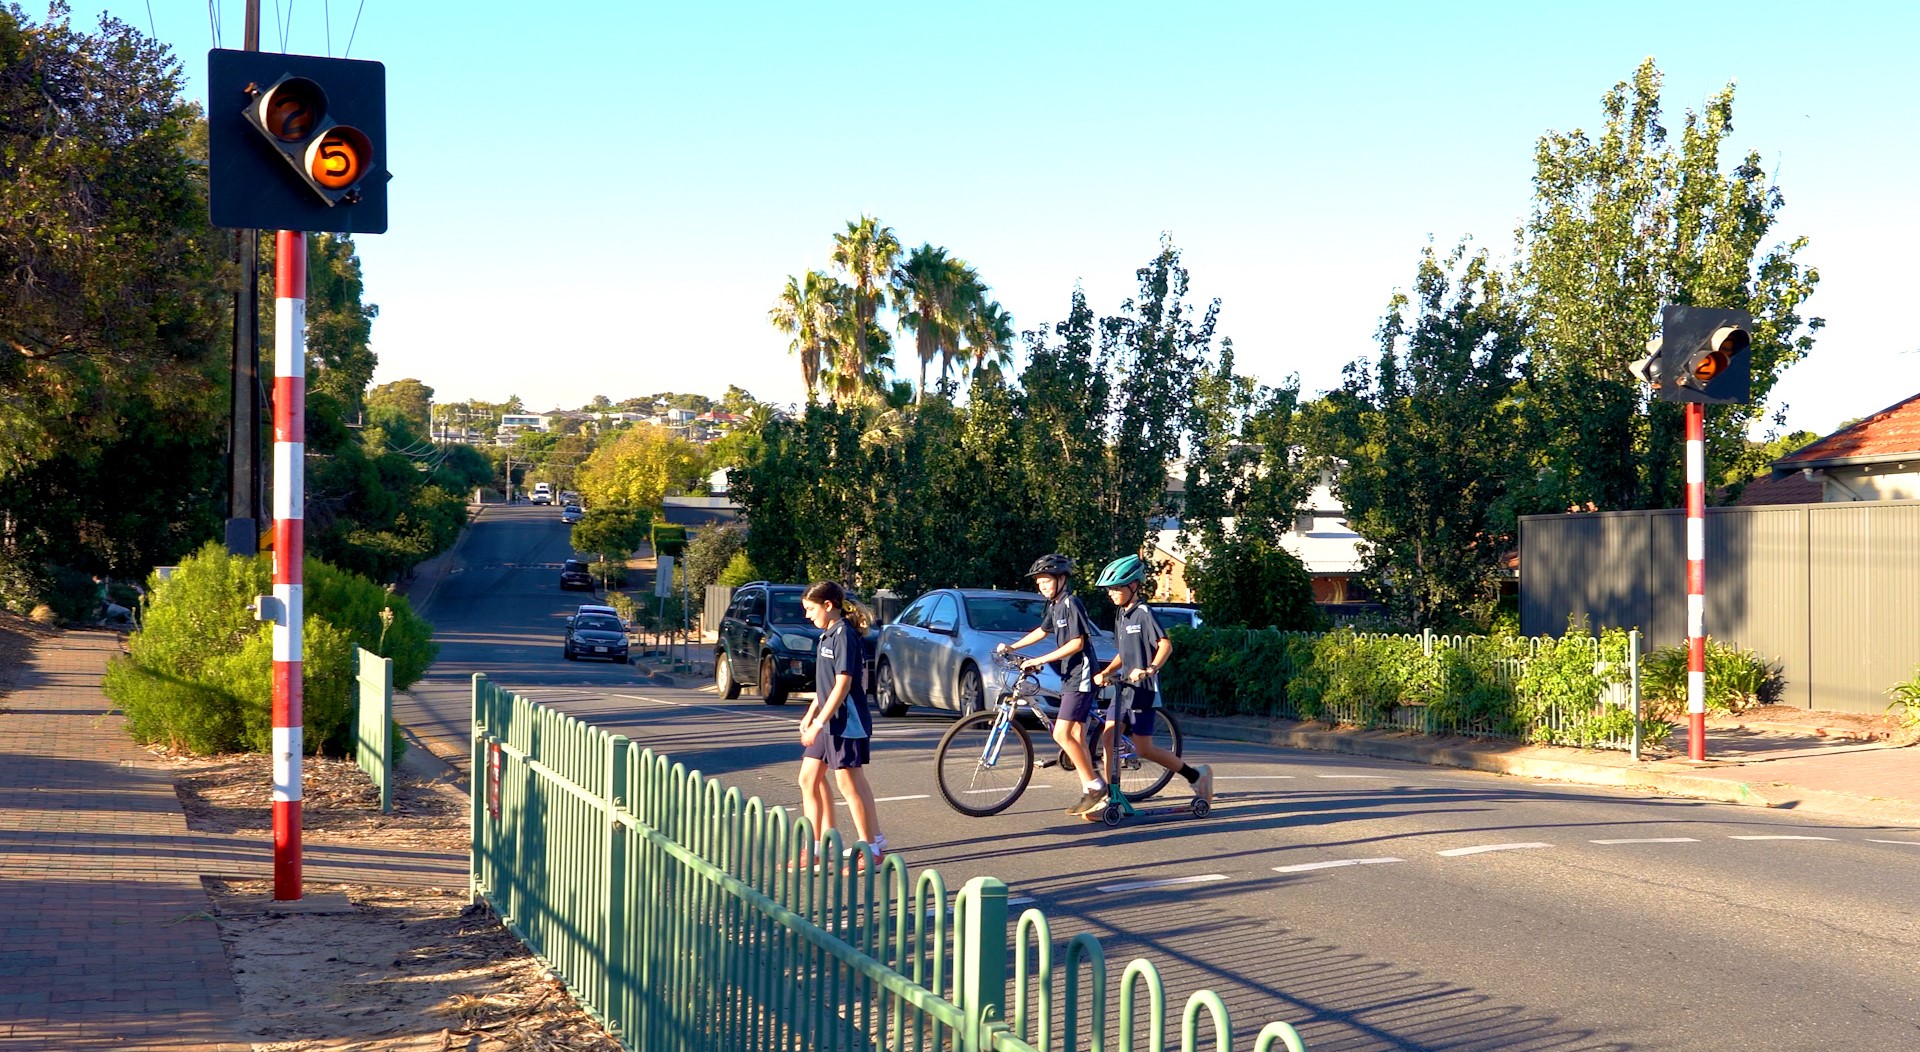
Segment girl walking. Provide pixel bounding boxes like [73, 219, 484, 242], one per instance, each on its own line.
[796, 581, 887, 867]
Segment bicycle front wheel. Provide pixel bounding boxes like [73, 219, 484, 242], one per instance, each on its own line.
[1095, 708, 1185, 802]
[934, 712, 1034, 817]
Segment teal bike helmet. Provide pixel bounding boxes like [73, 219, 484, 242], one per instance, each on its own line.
[1094, 554, 1146, 588]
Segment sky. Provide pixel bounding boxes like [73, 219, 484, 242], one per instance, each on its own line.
[93, 1, 1919, 438]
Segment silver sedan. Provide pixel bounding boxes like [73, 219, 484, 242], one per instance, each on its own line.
[873, 588, 1114, 718]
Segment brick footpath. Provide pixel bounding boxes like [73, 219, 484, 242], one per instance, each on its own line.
[0, 631, 248, 1050]
[0, 631, 468, 1050]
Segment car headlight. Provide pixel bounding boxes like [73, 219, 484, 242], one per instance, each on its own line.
[780, 633, 815, 653]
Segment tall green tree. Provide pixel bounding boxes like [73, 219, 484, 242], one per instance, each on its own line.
[1518, 59, 1821, 513]
[897, 244, 971, 402]
[829, 215, 903, 406]
[769, 270, 842, 404]
[1309, 245, 1526, 629]
[367, 378, 435, 432]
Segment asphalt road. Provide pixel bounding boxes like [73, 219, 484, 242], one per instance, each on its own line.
[399, 505, 1920, 1052]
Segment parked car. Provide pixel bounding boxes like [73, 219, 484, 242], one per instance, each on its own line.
[530, 482, 553, 505]
[1148, 603, 1204, 631]
[714, 582, 819, 705]
[872, 588, 1115, 719]
[575, 603, 623, 625]
[563, 609, 629, 662]
[560, 503, 585, 524]
[559, 558, 594, 591]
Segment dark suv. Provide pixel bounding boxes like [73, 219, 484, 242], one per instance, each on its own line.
[714, 582, 819, 705]
[563, 610, 629, 663]
[559, 559, 594, 591]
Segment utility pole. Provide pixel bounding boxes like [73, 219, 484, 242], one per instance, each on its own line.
[224, 1, 263, 556]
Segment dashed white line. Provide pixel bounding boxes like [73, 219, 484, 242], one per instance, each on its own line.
[1273, 857, 1404, 874]
[1866, 839, 1920, 846]
[1728, 835, 1835, 841]
[1437, 842, 1552, 857]
[1316, 774, 1387, 779]
[864, 795, 929, 805]
[1095, 874, 1229, 893]
[1215, 775, 1297, 780]
[1591, 837, 1700, 845]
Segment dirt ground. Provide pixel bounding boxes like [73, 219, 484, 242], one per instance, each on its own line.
[162, 749, 621, 1052]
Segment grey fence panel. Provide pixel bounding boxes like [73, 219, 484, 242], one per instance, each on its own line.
[703, 585, 734, 639]
[1523, 499, 1920, 713]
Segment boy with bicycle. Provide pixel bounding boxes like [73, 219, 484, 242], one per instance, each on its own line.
[997, 553, 1109, 817]
[1090, 555, 1213, 805]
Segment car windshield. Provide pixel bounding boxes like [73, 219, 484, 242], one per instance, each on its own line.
[1153, 608, 1197, 628]
[574, 616, 621, 633]
[965, 595, 1048, 633]
[769, 593, 809, 626]
[563, 561, 587, 573]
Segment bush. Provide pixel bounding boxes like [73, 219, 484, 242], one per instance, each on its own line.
[716, 550, 757, 588]
[1639, 638, 1777, 716]
[104, 541, 437, 757]
[1886, 665, 1920, 732]
[682, 521, 747, 594]
[1185, 533, 1324, 632]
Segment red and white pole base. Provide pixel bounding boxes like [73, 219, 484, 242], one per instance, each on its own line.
[1685, 402, 1707, 763]
[272, 232, 306, 898]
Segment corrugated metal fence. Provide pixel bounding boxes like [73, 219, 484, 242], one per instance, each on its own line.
[469, 673, 1312, 1052]
[1520, 500, 1920, 713]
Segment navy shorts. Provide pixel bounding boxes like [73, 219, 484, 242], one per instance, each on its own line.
[804, 731, 871, 770]
[1056, 689, 1098, 724]
[1114, 684, 1158, 736]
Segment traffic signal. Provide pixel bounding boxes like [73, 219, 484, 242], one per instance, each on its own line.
[207, 49, 388, 234]
[1628, 305, 1753, 405]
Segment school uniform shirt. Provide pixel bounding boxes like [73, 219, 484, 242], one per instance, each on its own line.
[1114, 601, 1167, 692]
[814, 619, 871, 739]
[1045, 595, 1098, 694]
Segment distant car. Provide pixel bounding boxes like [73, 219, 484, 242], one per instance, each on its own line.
[563, 610, 629, 662]
[530, 483, 553, 505]
[575, 603, 622, 624]
[872, 588, 1115, 719]
[1148, 604, 1204, 631]
[560, 503, 585, 524]
[714, 582, 818, 705]
[559, 559, 594, 591]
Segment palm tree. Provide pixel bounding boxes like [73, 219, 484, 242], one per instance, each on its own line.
[897, 244, 955, 402]
[768, 270, 843, 404]
[829, 215, 903, 405]
[963, 298, 1016, 386]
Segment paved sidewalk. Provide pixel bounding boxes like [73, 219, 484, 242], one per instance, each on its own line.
[0, 631, 465, 1050]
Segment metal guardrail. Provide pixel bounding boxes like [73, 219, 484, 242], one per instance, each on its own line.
[469, 674, 1312, 1051]
[353, 646, 393, 813]
[1162, 628, 1649, 753]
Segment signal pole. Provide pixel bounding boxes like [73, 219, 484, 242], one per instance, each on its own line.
[1684, 402, 1707, 761]
[271, 233, 307, 899]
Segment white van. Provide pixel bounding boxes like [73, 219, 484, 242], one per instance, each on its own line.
[530, 482, 553, 505]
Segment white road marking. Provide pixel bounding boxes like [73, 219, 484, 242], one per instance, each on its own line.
[1866, 839, 1920, 846]
[960, 785, 1052, 795]
[1007, 895, 1037, 907]
[1094, 874, 1229, 894]
[1591, 837, 1700, 845]
[1728, 835, 1835, 841]
[1316, 774, 1387, 779]
[612, 692, 796, 725]
[843, 795, 929, 805]
[1215, 775, 1297, 780]
[1437, 842, 1552, 857]
[1273, 857, 1404, 874]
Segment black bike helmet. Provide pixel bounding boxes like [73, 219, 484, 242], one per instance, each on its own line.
[1025, 553, 1073, 578]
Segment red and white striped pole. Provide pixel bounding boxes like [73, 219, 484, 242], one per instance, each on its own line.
[272, 231, 306, 898]
[1685, 401, 1707, 762]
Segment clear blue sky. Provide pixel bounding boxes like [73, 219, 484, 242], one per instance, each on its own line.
[102, 1, 1918, 437]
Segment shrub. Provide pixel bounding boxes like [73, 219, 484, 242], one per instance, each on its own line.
[1887, 665, 1920, 732]
[716, 550, 758, 588]
[1639, 638, 1777, 716]
[104, 541, 436, 757]
[682, 521, 747, 594]
[1186, 533, 1324, 632]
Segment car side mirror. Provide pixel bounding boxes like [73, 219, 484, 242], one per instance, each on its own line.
[928, 619, 956, 635]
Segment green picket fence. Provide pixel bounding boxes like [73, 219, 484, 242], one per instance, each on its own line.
[354, 646, 393, 813]
[469, 674, 1312, 1052]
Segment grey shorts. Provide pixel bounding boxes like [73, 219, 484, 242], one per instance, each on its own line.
[803, 732, 870, 770]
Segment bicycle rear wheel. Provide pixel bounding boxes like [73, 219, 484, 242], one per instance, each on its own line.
[1094, 708, 1184, 802]
[934, 712, 1034, 817]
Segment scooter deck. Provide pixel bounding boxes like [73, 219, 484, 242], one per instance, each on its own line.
[1084, 794, 1213, 825]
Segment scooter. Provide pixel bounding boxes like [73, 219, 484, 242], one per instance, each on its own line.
[1081, 689, 1213, 826]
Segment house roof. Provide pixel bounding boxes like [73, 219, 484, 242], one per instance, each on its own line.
[660, 495, 742, 528]
[1732, 471, 1824, 506]
[1774, 393, 1920, 472]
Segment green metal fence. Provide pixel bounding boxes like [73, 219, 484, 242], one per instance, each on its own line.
[470, 674, 1312, 1052]
[1162, 627, 1651, 754]
[354, 646, 393, 813]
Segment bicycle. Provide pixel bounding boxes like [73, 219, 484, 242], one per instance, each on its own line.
[933, 653, 1185, 817]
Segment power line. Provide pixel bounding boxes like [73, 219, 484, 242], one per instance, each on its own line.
[146, 1, 156, 38]
[274, 0, 284, 50]
[324, 0, 331, 57]
[344, 0, 368, 58]
[207, 1, 220, 48]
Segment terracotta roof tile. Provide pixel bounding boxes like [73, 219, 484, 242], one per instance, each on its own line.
[1732, 472, 1823, 506]
[1777, 393, 1920, 466]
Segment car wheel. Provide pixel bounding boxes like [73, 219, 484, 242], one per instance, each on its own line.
[760, 654, 788, 706]
[957, 664, 984, 717]
[716, 650, 741, 699]
[563, 644, 576, 661]
[876, 660, 908, 718]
